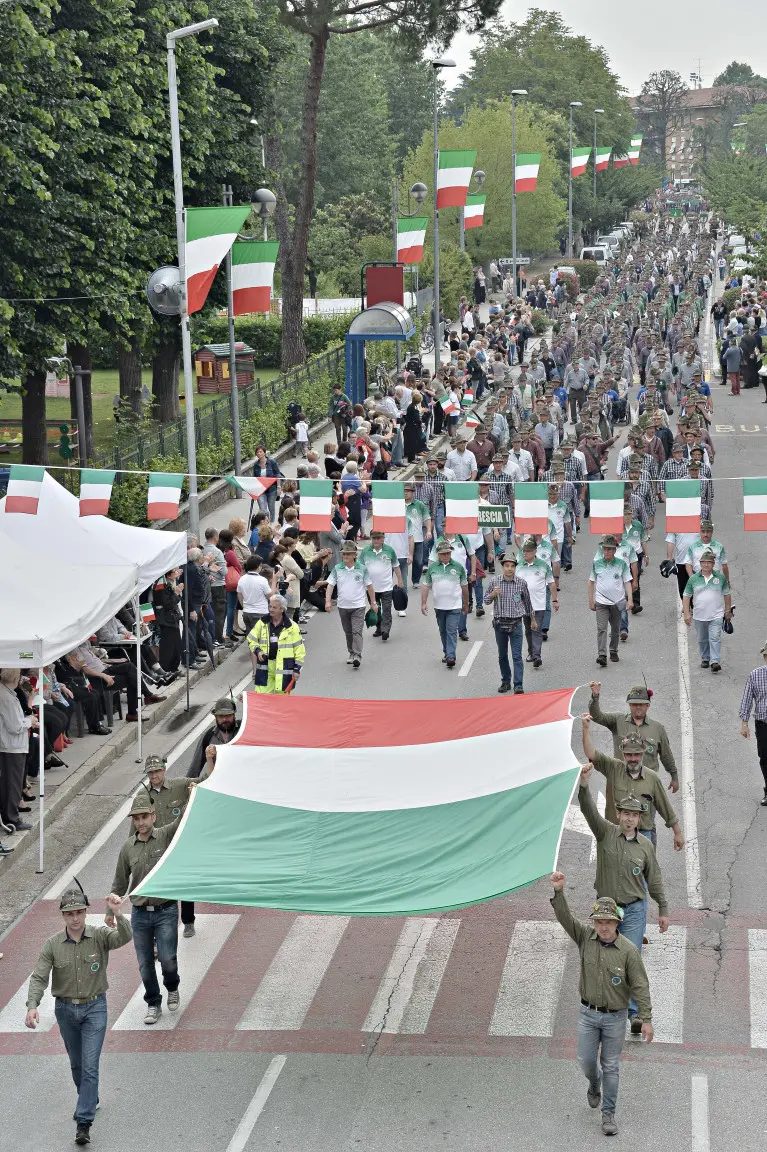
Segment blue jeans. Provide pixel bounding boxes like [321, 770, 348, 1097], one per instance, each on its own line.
[131, 904, 180, 1007]
[225, 588, 239, 637]
[435, 608, 461, 661]
[542, 585, 552, 632]
[620, 605, 629, 634]
[493, 620, 523, 688]
[694, 618, 722, 663]
[617, 896, 648, 1017]
[55, 994, 107, 1125]
[561, 536, 572, 568]
[434, 506, 445, 539]
[577, 1003, 628, 1115]
[411, 540, 425, 585]
[391, 427, 404, 467]
[257, 486, 277, 521]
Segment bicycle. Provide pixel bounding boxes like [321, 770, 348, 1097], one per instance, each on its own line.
[374, 362, 390, 390]
[420, 327, 435, 353]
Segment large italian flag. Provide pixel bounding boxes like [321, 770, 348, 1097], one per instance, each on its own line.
[514, 482, 548, 533]
[299, 479, 332, 530]
[134, 689, 580, 914]
[570, 148, 591, 178]
[372, 481, 406, 532]
[464, 193, 486, 229]
[436, 149, 477, 209]
[514, 153, 541, 192]
[231, 240, 279, 315]
[185, 205, 252, 314]
[445, 482, 478, 532]
[226, 475, 278, 500]
[589, 481, 624, 534]
[629, 135, 643, 165]
[743, 477, 767, 530]
[594, 146, 612, 173]
[396, 217, 428, 264]
[665, 479, 701, 532]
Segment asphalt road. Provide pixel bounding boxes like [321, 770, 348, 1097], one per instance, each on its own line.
[2, 296, 767, 1151]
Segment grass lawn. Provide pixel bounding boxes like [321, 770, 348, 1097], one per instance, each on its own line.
[0, 365, 283, 461]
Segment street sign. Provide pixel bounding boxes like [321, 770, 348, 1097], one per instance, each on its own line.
[478, 504, 511, 528]
[498, 257, 531, 268]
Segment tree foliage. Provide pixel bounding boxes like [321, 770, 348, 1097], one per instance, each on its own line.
[702, 154, 767, 241]
[637, 70, 688, 166]
[713, 61, 767, 89]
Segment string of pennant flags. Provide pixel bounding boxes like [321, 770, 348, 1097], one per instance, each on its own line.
[4, 464, 767, 534]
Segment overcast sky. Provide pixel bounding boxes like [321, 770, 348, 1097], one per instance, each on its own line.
[447, 0, 767, 95]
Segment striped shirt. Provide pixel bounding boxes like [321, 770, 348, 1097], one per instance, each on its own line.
[486, 470, 517, 507]
[740, 666, 767, 723]
[484, 574, 533, 621]
[658, 458, 689, 491]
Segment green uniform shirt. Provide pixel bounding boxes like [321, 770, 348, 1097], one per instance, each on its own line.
[588, 695, 678, 781]
[405, 499, 430, 544]
[111, 820, 181, 907]
[147, 777, 193, 829]
[591, 749, 678, 831]
[551, 890, 652, 1021]
[621, 519, 647, 557]
[683, 571, 730, 622]
[422, 559, 468, 611]
[684, 537, 727, 574]
[358, 543, 399, 593]
[26, 916, 132, 1009]
[578, 784, 669, 916]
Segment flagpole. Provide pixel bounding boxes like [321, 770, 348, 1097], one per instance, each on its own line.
[184, 571, 191, 713]
[223, 183, 243, 475]
[133, 588, 143, 763]
[36, 666, 45, 873]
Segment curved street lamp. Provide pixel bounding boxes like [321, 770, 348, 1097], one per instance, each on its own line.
[568, 101, 583, 258]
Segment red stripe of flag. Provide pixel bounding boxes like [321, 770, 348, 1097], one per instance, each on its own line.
[299, 512, 331, 530]
[515, 176, 538, 192]
[464, 216, 482, 230]
[745, 513, 767, 531]
[589, 516, 624, 534]
[148, 501, 181, 521]
[445, 513, 478, 533]
[666, 514, 700, 532]
[436, 187, 468, 209]
[232, 285, 271, 314]
[5, 496, 39, 514]
[79, 499, 110, 517]
[397, 244, 424, 263]
[187, 267, 220, 315]
[372, 514, 406, 532]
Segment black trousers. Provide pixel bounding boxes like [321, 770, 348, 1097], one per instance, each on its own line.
[159, 626, 183, 673]
[65, 683, 102, 730]
[676, 566, 688, 600]
[755, 720, 767, 791]
[180, 901, 195, 925]
[211, 586, 227, 642]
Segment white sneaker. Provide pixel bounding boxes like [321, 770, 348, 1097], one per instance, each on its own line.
[144, 1004, 162, 1025]
[167, 990, 180, 1012]
[398, 610, 407, 618]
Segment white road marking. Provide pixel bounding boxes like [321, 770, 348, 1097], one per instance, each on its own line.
[489, 921, 568, 1036]
[0, 915, 106, 1032]
[675, 606, 704, 908]
[111, 914, 238, 1030]
[748, 929, 767, 1047]
[225, 1055, 287, 1152]
[691, 1074, 710, 1152]
[458, 640, 483, 678]
[642, 924, 686, 1044]
[563, 790, 605, 863]
[363, 917, 459, 1034]
[236, 915, 349, 1030]
[43, 669, 254, 900]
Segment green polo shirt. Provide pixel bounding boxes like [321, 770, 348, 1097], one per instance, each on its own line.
[26, 916, 132, 1008]
[578, 785, 668, 916]
[591, 749, 678, 831]
[422, 559, 467, 611]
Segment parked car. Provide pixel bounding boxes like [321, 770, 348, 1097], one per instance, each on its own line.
[580, 246, 611, 265]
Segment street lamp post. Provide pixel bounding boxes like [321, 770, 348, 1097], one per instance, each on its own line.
[510, 89, 527, 299]
[392, 180, 427, 370]
[568, 101, 582, 259]
[167, 17, 219, 539]
[593, 108, 604, 200]
[249, 119, 270, 241]
[431, 57, 456, 370]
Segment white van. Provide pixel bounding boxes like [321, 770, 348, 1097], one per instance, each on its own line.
[596, 234, 619, 254]
[581, 246, 611, 265]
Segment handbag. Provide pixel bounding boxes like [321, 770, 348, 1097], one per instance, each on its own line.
[392, 586, 408, 612]
[225, 566, 240, 592]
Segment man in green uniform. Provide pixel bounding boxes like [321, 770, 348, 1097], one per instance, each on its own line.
[588, 682, 679, 792]
[550, 871, 652, 1137]
[143, 753, 198, 936]
[578, 762, 669, 1035]
[581, 714, 684, 850]
[25, 884, 131, 1145]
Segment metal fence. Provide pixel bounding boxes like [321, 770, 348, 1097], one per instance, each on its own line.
[93, 345, 345, 474]
[414, 286, 434, 317]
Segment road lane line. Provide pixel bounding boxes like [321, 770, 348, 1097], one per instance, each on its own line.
[691, 1074, 710, 1152]
[226, 1055, 287, 1152]
[563, 790, 605, 864]
[748, 929, 767, 1047]
[363, 917, 459, 1035]
[489, 921, 568, 1036]
[111, 914, 238, 1030]
[237, 916, 349, 1030]
[641, 925, 686, 1044]
[676, 606, 704, 908]
[458, 640, 483, 677]
[43, 669, 254, 900]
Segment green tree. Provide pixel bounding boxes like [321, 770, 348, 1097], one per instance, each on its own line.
[713, 62, 767, 88]
[702, 154, 767, 241]
[309, 194, 391, 295]
[637, 70, 688, 167]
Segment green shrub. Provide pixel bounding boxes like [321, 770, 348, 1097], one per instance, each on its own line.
[190, 313, 353, 368]
[530, 310, 549, 335]
[720, 287, 740, 314]
[569, 260, 602, 290]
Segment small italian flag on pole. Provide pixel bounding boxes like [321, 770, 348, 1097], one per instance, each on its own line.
[79, 468, 116, 517]
[588, 481, 625, 534]
[461, 389, 474, 408]
[372, 481, 406, 532]
[464, 412, 480, 430]
[231, 240, 280, 315]
[299, 479, 333, 530]
[439, 393, 459, 416]
[226, 475, 278, 500]
[139, 603, 156, 625]
[463, 194, 486, 229]
[185, 205, 252, 315]
[743, 478, 767, 530]
[436, 150, 477, 209]
[514, 153, 541, 192]
[629, 135, 643, 165]
[665, 479, 701, 532]
[396, 217, 428, 264]
[5, 464, 45, 514]
[594, 147, 612, 173]
[570, 148, 591, 178]
[444, 482, 479, 533]
[514, 482, 549, 534]
[147, 473, 185, 521]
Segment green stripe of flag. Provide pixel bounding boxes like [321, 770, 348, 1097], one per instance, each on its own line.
[743, 478, 767, 496]
[516, 481, 548, 501]
[438, 150, 477, 169]
[231, 240, 280, 265]
[515, 153, 541, 165]
[596, 481, 625, 500]
[186, 205, 252, 242]
[397, 217, 429, 234]
[444, 482, 479, 502]
[148, 472, 184, 489]
[300, 479, 333, 498]
[81, 468, 115, 486]
[372, 481, 405, 499]
[665, 479, 701, 499]
[465, 193, 486, 206]
[572, 147, 591, 159]
[9, 464, 45, 482]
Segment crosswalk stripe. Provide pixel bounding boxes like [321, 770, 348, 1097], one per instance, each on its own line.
[489, 921, 568, 1036]
[748, 929, 767, 1047]
[111, 914, 238, 1031]
[362, 918, 459, 1034]
[0, 916, 108, 1033]
[641, 924, 686, 1044]
[236, 915, 349, 1031]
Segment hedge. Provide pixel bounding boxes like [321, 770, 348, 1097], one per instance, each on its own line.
[190, 313, 354, 367]
[568, 260, 602, 290]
